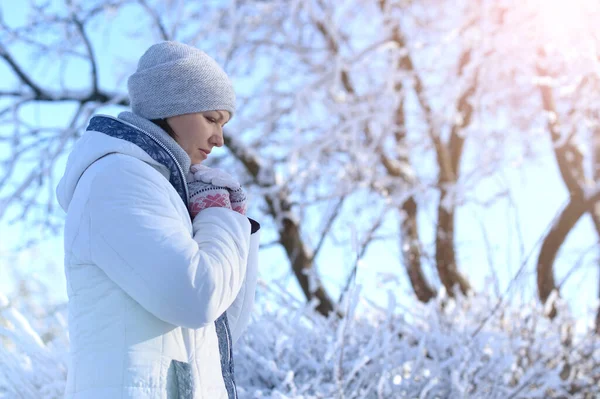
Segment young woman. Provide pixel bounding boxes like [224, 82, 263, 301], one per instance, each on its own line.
[56, 41, 260, 399]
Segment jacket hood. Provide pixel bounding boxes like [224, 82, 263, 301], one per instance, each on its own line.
[56, 116, 167, 212]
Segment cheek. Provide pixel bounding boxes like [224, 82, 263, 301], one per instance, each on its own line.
[174, 118, 210, 149]
[179, 130, 200, 149]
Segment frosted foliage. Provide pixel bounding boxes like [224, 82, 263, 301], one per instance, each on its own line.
[3, 285, 600, 398]
[235, 286, 600, 398]
[0, 291, 68, 399]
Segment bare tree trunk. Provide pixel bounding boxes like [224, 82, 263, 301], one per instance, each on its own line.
[379, 123, 435, 301]
[223, 134, 336, 317]
[536, 53, 600, 317]
[387, 46, 436, 302]
[379, 1, 474, 298]
[385, 23, 448, 301]
[378, 30, 437, 302]
[400, 197, 436, 302]
[434, 49, 477, 296]
[388, 22, 474, 296]
[315, 7, 436, 302]
[435, 202, 471, 295]
[537, 192, 600, 317]
[380, 122, 435, 301]
[278, 202, 335, 317]
[381, 33, 437, 301]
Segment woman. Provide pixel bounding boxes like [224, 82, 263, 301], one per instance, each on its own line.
[56, 41, 260, 398]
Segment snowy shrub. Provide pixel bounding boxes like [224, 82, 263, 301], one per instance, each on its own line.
[0, 280, 69, 399]
[1, 280, 599, 398]
[234, 284, 600, 399]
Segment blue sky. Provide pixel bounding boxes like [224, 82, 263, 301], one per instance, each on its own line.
[0, 1, 598, 323]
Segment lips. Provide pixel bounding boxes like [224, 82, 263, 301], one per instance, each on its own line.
[199, 149, 210, 155]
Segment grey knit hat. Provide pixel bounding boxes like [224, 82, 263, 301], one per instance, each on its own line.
[127, 41, 235, 120]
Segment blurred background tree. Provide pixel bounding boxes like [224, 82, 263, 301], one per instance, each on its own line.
[1, 0, 600, 329]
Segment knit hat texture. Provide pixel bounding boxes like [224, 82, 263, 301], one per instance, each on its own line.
[127, 41, 235, 120]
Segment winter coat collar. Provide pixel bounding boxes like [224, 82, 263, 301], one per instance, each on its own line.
[118, 111, 192, 176]
[85, 114, 190, 207]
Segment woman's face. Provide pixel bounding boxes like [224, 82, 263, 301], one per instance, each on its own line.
[166, 110, 230, 164]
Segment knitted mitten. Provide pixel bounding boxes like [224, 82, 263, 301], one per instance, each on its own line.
[189, 164, 247, 215]
[187, 179, 231, 219]
[228, 187, 247, 215]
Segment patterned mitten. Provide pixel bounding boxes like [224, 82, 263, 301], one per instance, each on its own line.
[189, 164, 240, 190]
[228, 187, 247, 215]
[187, 179, 231, 219]
[189, 164, 247, 215]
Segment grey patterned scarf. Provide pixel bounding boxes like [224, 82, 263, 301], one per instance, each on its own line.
[118, 111, 191, 175]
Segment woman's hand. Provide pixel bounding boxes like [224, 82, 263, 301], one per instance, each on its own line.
[228, 187, 247, 215]
[187, 180, 231, 219]
[188, 164, 247, 216]
[189, 164, 240, 190]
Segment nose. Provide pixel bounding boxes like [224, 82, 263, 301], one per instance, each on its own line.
[209, 128, 224, 147]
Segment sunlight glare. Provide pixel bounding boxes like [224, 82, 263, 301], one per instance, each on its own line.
[527, 0, 599, 56]
[535, 0, 594, 40]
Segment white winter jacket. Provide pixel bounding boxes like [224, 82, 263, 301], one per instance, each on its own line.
[56, 115, 260, 398]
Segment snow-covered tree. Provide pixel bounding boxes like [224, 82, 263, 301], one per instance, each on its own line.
[2, 0, 600, 324]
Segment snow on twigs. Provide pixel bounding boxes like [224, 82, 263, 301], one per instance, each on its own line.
[235, 285, 599, 398]
[1, 284, 600, 398]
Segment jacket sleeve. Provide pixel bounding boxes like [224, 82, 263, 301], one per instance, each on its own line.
[86, 155, 252, 329]
[225, 219, 260, 345]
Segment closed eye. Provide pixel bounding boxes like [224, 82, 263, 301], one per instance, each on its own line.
[205, 112, 228, 127]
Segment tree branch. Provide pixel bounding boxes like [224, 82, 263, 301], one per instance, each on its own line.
[318, 1, 436, 302]
[337, 210, 387, 306]
[0, 41, 127, 106]
[70, 9, 99, 94]
[137, 0, 170, 41]
[537, 48, 586, 199]
[537, 191, 600, 314]
[536, 53, 600, 318]
[223, 131, 336, 317]
[310, 195, 346, 262]
[0, 44, 45, 98]
[435, 47, 479, 296]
